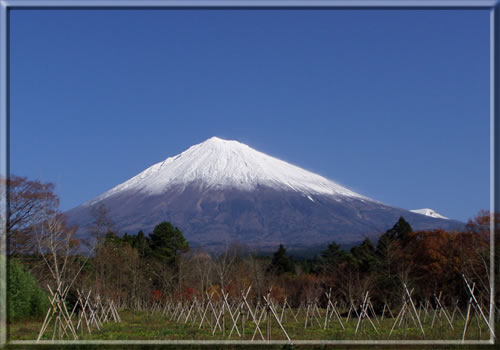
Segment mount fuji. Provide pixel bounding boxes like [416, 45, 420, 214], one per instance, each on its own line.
[66, 137, 461, 251]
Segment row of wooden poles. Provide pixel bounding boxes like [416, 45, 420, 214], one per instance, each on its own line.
[151, 275, 496, 341]
[36, 283, 121, 341]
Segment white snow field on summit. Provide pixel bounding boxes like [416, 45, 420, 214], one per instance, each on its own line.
[86, 136, 372, 206]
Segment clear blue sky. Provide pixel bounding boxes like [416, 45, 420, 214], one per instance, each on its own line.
[10, 9, 490, 222]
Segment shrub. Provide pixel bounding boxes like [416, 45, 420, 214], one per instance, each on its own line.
[8, 259, 49, 321]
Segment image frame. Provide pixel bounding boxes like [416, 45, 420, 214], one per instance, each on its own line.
[0, 0, 497, 346]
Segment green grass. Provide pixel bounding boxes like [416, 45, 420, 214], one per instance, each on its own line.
[7, 308, 495, 342]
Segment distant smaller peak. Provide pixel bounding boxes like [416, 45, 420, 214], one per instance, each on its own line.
[410, 208, 448, 220]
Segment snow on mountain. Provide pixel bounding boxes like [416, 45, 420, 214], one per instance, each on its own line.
[410, 208, 448, 220]
[85, 137, 370, 206]
[67, 137, 463, 250]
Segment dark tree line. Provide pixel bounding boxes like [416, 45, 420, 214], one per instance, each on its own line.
[256, 215, 494, 310]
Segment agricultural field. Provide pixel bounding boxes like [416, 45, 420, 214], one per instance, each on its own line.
[8, 307, 493, 342]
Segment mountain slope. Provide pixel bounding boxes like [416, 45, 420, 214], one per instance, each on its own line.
[66, 137, 462, 251]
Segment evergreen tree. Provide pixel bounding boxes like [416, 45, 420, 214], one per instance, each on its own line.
[149, 222, 189, 265]
[385, 217, 412, 242]
[350, 238, 378, 273]
[320, 241, 347, 273]
[103, 230, 120, 245]
[121, 232, 132, 246]
[268, 244, 294, 275]
[133, 230, 153, 259]
[375, 233, 391, 261]
[374, 217, 413, 303]
[376, 216, 413, 261]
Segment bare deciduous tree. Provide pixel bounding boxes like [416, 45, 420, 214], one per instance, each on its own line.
[214, 243, 238, 292]
[181, 249, 213, 297]
[2, 175, 58, 255]
[89, 203, 115, 247]
[34, 201, 81, 289]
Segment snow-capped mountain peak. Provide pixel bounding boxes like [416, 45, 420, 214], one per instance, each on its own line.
[67, 137, 462, 250]
[410, 208, 448, 220]
[87, 137, 369, 205]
